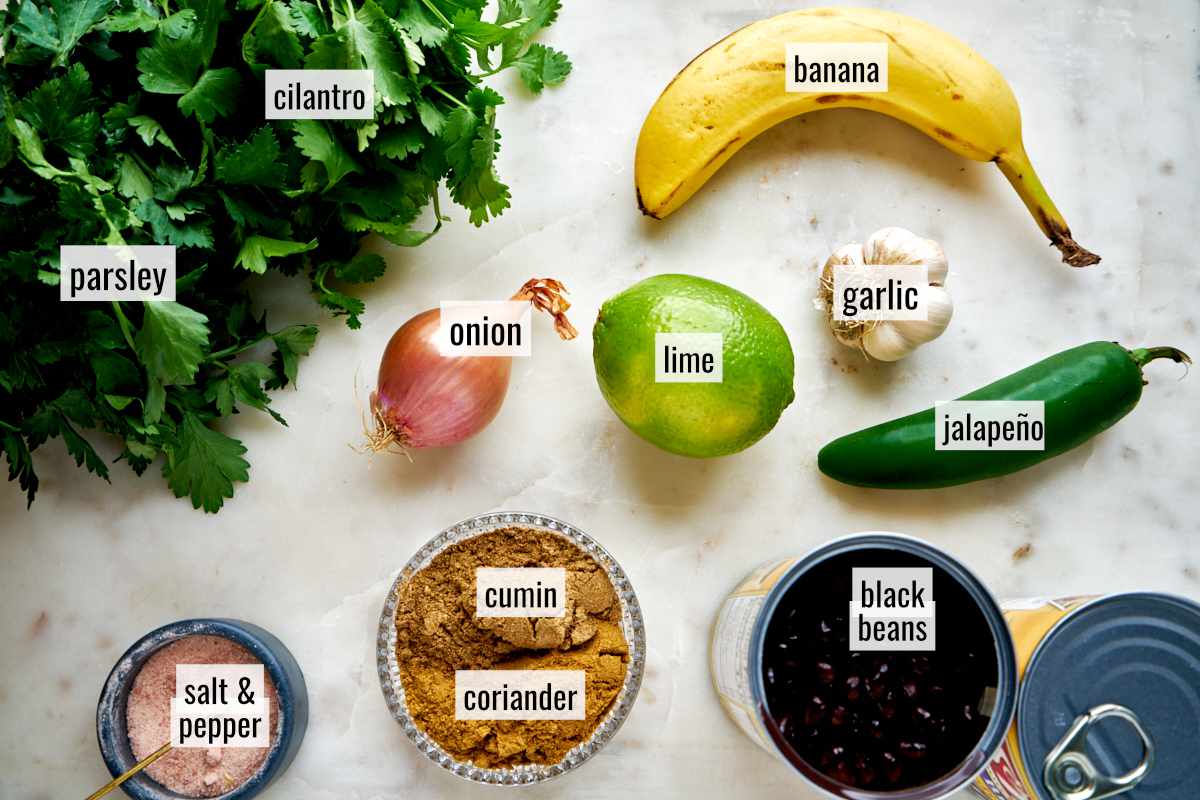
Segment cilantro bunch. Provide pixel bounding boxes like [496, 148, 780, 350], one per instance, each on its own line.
[0, 0, 570, 512]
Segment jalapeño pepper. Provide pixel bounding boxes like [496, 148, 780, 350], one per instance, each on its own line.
[818, 342, 1190, 489]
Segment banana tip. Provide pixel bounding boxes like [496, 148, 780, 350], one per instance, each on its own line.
[635, 187, 661, 219]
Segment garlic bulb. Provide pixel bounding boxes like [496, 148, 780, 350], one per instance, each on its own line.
[818, 227, 953, 361]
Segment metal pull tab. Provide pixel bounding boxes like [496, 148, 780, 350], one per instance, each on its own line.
[1042, 704, 1155, 800]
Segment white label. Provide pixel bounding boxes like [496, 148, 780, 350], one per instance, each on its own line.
[475, 568, 566, 617]
[437, 301, 532, 357]
[831, 264, 928, 321]
[786, 43, 888, 92]
[169, 665, 269, 748]
[59, 245, 175, 301]
[265, 69, 374, 119]
[849, 567, 936, 651]
[455, 670, 585, 720]
[655, 332, 723, 383]
[936, 401, 1046, 451]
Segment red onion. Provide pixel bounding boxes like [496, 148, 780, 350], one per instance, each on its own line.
[368, 278, 577, 452]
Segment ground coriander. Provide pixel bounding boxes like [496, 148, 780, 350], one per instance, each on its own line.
[394, 527, 629, 768]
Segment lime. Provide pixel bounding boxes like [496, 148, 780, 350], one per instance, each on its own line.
[593, 274, 795, 457]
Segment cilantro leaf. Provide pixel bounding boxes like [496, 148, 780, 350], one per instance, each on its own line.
[333, 253, 387, 283]
[235, 236, 317, 274]
[215, 127, 286, 187]
[514, 43, 571, 93]
[164, 413, 250, 513]
[291, 120, 362, 187]
[375, 123, 426, 159]
[286, 1, 329, 37]
[306, 0, 410, 106]
[134, 301, 210, 386]
[341, 210, 440, 246]
[393, 0, 447, 47]
[315, 287, 366, 329]
[451, 10, 515, 48]
[415, 97, 446, 135]
[442, 87, 510, 225]
[500, 0, 561, 64]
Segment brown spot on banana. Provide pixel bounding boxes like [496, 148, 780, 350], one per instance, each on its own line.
[702, 135, 743, 170]
[814, 94, 868, 104]
[951, 92, 964, 100]
[636, 186, 655, 218]
[933, 127, 958, 141]
[661, 24, 753, 94]
[745, 61, 786, 71]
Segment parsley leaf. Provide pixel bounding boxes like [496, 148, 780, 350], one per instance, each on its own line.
[243, 0, 303, 69]
[11, 0, 114, 67]
[269, 324, 319, 387]
[134, 301, 210, 386]
[178, 68, 242, 122]
[127, 115, 184, 157]
[164, 413, 250, 513]
[15, 64, 100, 158]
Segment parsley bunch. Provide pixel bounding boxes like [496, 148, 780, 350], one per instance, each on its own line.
[0, 0, 570, 512]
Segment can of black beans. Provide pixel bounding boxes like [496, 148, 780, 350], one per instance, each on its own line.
[710, 532, 1018, 798]
[971, 593, 1200, 800]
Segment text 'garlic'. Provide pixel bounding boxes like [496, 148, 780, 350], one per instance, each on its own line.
[818, 227, 954, 361]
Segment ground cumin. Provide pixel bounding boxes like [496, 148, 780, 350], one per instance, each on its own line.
[394, 527, 629, 768]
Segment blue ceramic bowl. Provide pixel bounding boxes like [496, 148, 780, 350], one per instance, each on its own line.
[97, 619, 308, 800]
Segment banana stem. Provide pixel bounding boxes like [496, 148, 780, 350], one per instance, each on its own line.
[995, 148, 1100, 268]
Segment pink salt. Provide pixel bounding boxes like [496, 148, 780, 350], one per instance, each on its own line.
[126, 635, 280, 797]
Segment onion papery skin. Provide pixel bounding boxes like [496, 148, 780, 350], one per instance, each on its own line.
[372, 309, 513, 448]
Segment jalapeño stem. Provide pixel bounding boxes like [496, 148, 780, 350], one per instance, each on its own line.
[1130, 346, 1192, 368]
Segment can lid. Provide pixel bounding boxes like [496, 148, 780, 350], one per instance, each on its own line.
[1018, 593, 1200, 800]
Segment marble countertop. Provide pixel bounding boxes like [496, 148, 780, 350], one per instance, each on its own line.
[3, 1, 1198, 798]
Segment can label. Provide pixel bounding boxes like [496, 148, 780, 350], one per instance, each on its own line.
[970, 596, 1095, 800]
[710, 557, 797, 757]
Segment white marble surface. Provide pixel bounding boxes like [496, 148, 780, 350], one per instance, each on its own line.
[3, 1, 1199, 798]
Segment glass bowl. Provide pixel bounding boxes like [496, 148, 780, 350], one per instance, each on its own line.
[376, 512, 646, 785]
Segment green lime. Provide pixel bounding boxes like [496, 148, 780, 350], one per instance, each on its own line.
[593, 274, 795, 458]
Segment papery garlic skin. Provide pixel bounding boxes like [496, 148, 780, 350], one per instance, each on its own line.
[862, 284, 954, 361]
[863, 227, 948, 285]
[820, 227, 953, 361]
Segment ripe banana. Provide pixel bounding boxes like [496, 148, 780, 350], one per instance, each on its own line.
[635, 7, 1099, 267]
